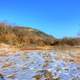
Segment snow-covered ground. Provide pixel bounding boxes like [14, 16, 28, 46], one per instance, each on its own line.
[0, 50, 80, 80]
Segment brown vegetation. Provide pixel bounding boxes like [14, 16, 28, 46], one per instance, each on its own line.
[0, 23, 55, 48]
[0, 23, 80, 48]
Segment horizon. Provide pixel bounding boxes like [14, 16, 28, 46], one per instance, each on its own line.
[0, 0, 80, 38]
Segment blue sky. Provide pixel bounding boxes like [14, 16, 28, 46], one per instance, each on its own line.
[0, 0, 80, 38]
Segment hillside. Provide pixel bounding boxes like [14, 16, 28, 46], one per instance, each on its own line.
[0, 23, 80, 48]
[0, 23, 55, 48]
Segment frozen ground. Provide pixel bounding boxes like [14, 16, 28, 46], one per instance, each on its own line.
[0, 50, 80, 80]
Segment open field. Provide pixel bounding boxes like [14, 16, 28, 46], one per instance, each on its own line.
[0, 44, 80, 80]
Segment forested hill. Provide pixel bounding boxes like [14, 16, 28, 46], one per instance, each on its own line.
[0, 23, 80, 48]
[0, 23, 55, 48]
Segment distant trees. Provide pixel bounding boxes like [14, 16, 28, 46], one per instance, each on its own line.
[0, 23, 80, 48]
[0, 23, 56, 48]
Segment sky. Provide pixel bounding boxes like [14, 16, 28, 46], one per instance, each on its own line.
[0, 0, 80, 38]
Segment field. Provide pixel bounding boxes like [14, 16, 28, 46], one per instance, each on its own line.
[0, 48, 80, 80]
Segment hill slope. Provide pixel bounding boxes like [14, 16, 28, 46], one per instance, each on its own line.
[0, 23, 55, 48]
[0, 23, 80, 48]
